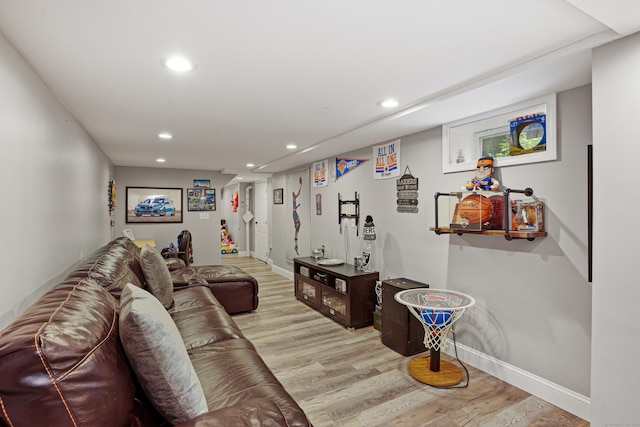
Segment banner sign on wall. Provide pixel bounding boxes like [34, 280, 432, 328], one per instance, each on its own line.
[374, 139, 401, 179]
[396, 166, 419, 213]
[313, 160, 329, 187]
[336, 158, 368, 180]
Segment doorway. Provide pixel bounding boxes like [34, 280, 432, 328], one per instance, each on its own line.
[254, 180, 269, 261]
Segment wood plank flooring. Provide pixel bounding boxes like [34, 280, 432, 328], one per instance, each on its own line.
[223, 255, 589, 427]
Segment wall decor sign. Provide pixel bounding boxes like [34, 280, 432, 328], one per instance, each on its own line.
[108, 179, 116, 212]
[273, 188, 284, 204]
[193, 179, 211, 188]
[336, 158, 368, 180]
[396, 166, 419, 213]
[313, 159, 329, 187]
[187, 188, 216, 211]
[374, 139, 401, 179]
[125, 187, 183, 223]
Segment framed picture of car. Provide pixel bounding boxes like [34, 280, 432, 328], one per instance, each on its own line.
[187, 188, 216, 211]
[126, 187, 183, 223]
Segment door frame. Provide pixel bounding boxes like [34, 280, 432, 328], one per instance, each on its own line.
[253, 179, 269, 262]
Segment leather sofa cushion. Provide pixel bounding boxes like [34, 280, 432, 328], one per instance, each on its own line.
[171, 265, 255, 284]
[174, 398, 310, 427]
[88, 241, 145, 299]
[170, 266, 259, 314]
[140, 244, 174, 309]
[0, 278, 136, 427]
[191, 348, 305, 419]
[166, 257, 187, 271]
[119, 284, 208, 424]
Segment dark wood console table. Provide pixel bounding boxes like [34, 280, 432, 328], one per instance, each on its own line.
[293, 257, 379, 329]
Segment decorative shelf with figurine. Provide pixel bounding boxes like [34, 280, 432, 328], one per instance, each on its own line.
[431, 157, 546, 241]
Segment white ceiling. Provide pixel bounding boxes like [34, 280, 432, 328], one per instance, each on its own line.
[1, 0, 638, 182]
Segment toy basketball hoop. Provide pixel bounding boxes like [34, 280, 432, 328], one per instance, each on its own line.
[394, 288, 475, 387]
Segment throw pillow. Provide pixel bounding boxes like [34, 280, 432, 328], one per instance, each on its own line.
[140, 244, 174, 309]
[119, 283, 208, 424]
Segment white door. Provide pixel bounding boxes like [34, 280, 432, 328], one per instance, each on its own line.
[254, 180, 269, 261]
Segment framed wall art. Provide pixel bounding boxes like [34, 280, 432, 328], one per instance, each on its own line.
[187, 188, 216, 211]
[125, 187, 183, 223]
[274, 188, 284, 204]
[193, 179, 210, 188]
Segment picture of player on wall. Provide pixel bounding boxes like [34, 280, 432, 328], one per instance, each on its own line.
[292, 176, 302, 255]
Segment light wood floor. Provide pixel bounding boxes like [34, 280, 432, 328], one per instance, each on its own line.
[223, 255, 589, 427]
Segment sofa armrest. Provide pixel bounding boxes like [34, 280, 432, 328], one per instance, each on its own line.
[174, 398, 310, 427]
[166, 257, 187, 271]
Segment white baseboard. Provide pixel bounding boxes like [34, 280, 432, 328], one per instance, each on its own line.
[272, 263, 293, 280]
[442, 339, 591, 422]
[266, 261, 590, 420]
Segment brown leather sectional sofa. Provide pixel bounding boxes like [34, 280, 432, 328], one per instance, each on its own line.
[170, 264, 259, 315]
[0, 237, 311, 426]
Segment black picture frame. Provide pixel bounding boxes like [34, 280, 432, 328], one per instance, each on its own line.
[274, 188, 284, 204]
[125, 187, 183, 223]
[187, 188, 216, 211]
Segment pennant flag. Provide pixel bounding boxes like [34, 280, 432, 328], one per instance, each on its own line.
[336, 158, 368, 179]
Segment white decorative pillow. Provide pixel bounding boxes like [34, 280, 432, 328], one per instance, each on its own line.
[119, 283, 208, 424]
[140, 244, 174, 309]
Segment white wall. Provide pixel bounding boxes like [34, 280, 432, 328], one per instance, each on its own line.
[591, 32, 640, 426]
[0, 31, 113, 328]
[114, 166, 234, 265]
[270, 84, 593, 418]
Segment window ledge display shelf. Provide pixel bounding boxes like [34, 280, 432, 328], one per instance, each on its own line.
[432, 187, 546, 241]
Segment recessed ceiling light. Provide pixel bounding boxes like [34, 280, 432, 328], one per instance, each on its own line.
[164, 57, 193, 72]
[286, 144, 297, 149]
[378, 99, 399, 108]
[158, 132, 173, 140]
[246, 163, 255, 168]
[237, 176, 243, 180]
[156, 158, 166, 163]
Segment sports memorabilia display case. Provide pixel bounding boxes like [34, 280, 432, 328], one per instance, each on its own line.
[431, 188, 546, 240]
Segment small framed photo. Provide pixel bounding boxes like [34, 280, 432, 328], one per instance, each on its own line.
[193, 179, 211, 189]
[274, 188, 284, 204]
[187, 188, 216, 211]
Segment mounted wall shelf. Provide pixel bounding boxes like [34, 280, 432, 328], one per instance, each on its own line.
[431, 187, 547, 241]
[429, 227, 546, 241]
